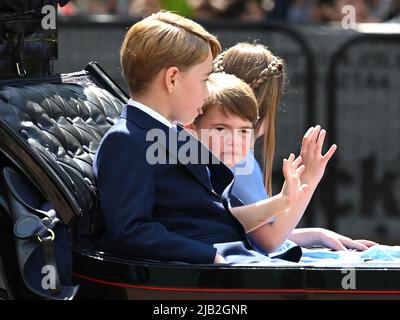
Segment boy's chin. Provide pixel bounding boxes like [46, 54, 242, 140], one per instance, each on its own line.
[222, 159, 237, 168]
[178, 120, 192, 126]
[222, 155, 245, 168]
[178, 116, 196, 127]
[177, 110, 201, 126]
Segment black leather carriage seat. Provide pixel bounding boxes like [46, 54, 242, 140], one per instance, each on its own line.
[0, 63, 128, 244]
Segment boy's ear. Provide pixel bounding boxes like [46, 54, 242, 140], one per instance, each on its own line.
[165, 66, 180, 94]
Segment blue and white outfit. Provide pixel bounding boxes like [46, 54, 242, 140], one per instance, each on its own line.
[229, 152, 301, 259]
[230, 152, 400, 266]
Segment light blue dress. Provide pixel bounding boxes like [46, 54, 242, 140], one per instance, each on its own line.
[229, 153, 400, 265]
[230, 152, 268, 205]
[211, 152, 301, 264]
[230, 152, 298, 256]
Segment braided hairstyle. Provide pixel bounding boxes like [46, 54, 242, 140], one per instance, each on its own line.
[212, 51, 226, 73]
[249, 58, 284, 89]
[213, 43, 285, 196]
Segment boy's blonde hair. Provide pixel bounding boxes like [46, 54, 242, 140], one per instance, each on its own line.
[195, 72, 258, 125]
[120, 11, 221, 95]
[213, 43, 285, 196]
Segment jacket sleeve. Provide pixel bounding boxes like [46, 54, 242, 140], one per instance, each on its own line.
[94, 131, 217, 264]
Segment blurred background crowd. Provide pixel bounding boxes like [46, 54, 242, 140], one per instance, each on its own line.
[58, 0, 400, 23]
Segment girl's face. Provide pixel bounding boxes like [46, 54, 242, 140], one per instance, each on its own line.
[193, 105, 254, 167]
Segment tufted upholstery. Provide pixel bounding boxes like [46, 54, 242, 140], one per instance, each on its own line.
[0, 65, 127, 241]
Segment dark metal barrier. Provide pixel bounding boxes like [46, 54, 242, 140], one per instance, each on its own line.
[56, 16, 317, 223]
[326, 33, 400, 242]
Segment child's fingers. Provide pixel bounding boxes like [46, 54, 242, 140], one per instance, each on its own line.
[355, 239, 379, 247]
[322, 144, 337, 163]
[282, 158, 287, 173]
[303, 125, 320, 155]
[315, 129, 326, 154]
[292, 155, 302, 169]
[288, 154, 296, 175]
[324, 237, 348, 251]
[284, 157, 297, 180]
[341, 239, 369, 251]
[299, 183, 310, 193]
[303, 126, 314, 139]
[310, 125, 321, 144]
[296, 164, 306, 177]
[301, 127, 314, 154]
[282, 158, 291, 182]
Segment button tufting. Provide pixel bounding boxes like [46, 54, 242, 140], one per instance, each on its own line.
[20, 129, 29, 139]
[1, 72, 125, 227]
[106, 116, 116, 125]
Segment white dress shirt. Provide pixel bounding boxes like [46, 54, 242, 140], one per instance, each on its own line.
[128, 98, 176, 128]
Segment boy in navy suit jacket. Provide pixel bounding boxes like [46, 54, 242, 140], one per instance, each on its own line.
[93, 11, 309, 264]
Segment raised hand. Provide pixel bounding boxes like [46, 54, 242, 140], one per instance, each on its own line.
[300, 125, 337, 188]
[281, 153, 310, 207]
[230, 154, 309, 233]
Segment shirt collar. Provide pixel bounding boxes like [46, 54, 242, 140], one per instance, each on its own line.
[128, 98, 176, 128]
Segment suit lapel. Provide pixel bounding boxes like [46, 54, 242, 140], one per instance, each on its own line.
[174, 124, 217, 195]
[175, 124, 234, 197]
[121, 105, 233, 196]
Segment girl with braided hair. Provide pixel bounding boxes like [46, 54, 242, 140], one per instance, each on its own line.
[211, 42, 377, 253]
[213, 44, 284, 197]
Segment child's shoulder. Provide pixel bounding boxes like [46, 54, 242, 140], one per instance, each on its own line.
[100, 117, 147, 152]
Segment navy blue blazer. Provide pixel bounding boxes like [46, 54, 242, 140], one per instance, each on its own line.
[93, 105, 248, 264]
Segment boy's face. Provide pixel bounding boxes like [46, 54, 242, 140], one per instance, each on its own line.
[171, 50, 213, 125]
[193, 105, 254, 168]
